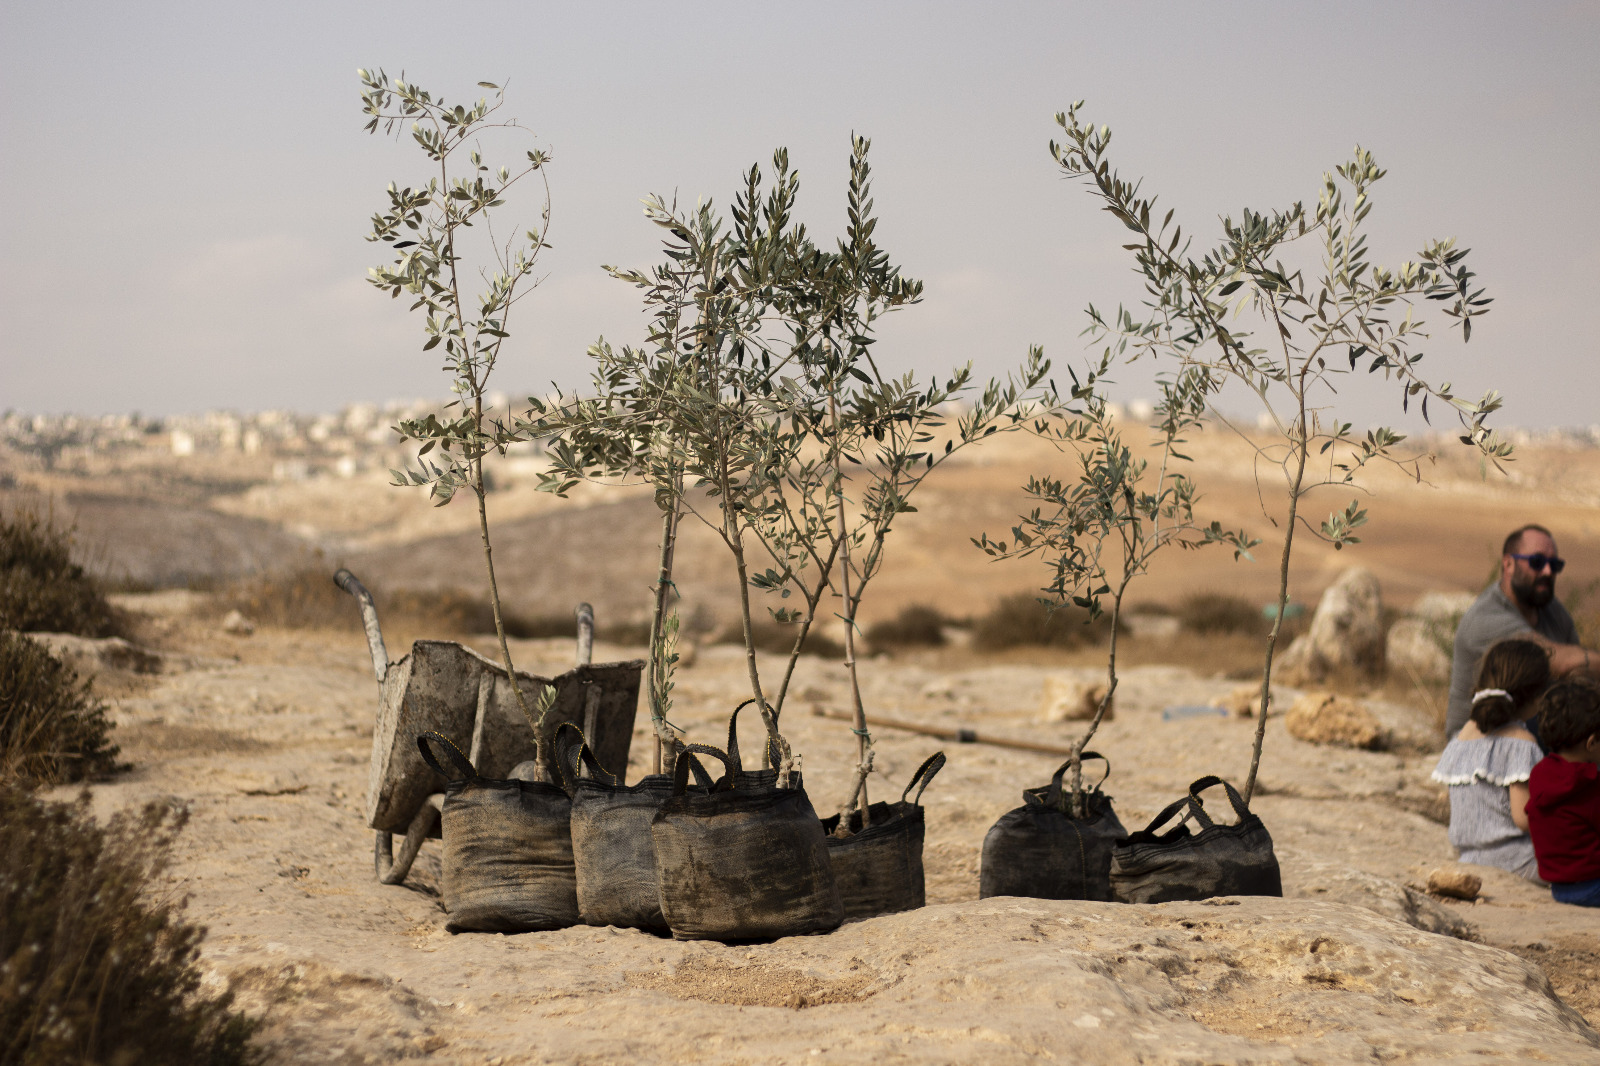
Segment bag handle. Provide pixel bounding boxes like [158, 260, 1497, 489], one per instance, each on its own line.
[1040, 751, 1110, 811]
[1135, 793, 1198, 837]
[417, 730, 476, 783]
[555, 721, 619, 788]
[1186, 775, 1251, 827]
[726, 698, 783, 773]
[901, 751, 947, 806]
[672, 743, 734, 796]
[1131, 775, 1249, 838]
[660, 737, 716, 789]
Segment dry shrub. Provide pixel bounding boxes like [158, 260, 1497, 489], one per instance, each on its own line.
[865, 605, 946, 649]
[0, 507, 121, 637]
[219, 568, 552, 637]
[716, 620, 845, 660]
[1175, 591, 1265, 636]
[0, 783, 263, 1065]
[0, 632, 120, 787]
[971, 593, 1117, 651]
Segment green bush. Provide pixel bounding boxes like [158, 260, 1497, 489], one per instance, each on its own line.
[0, 783, 262, 1065]
[1175, 592, 1266, 636]
[0, 632, 120, 786]
[865, 604, 947, 648]
[0, 508, 119, 637]
[971, 593, 1118, 651]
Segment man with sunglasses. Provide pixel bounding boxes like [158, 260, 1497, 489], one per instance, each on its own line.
[1446, 524, 1595, 738]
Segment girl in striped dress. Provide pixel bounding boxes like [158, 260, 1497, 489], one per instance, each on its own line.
[1431, 639, 1548, 881]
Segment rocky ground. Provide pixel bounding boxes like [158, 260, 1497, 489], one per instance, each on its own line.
[49, 592, 1600, 1065]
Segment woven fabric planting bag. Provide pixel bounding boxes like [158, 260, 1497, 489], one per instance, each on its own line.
[418, 731, 579, 933]
[978, 752, 1127, 902]
[1109, 775, 1283, 904]
[558, 724, 712, 931]
[820, 751, 945, 919]
[650, 702, 843, 941]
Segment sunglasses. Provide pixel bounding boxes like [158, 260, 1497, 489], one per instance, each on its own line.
[1510, 552, 1566, 574]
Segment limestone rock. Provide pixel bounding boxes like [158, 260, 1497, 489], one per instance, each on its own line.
[1360, 696, 1444, 754]
[1285, 691, 1388, 750]
[1283, 856, 1476, 940]
[1213, 682, 1278, 718]
[1386, 591, 1475, 682]
[27, 631, 163, 675]
[1278, 567, 1385, 684]
[226, 898, 1596, 1064]
[221, 609, 256, 636]
[1429, 865, 1484, 901]
[1386, 617, 1450, 681]
[1414, 589, 1477, 625]
[1038, 675, 1113, 723]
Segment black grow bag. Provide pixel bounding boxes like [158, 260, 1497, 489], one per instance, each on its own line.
[559, 725, 711, 931]
[1109, 775, 1282, 904]
[979, 752, 1127, 903]
[418, 730, 579, 933]
[650, 704, 842, 941]
[821, 751, 945, 920]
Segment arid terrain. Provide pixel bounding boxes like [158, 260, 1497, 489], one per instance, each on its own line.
[9, 414, 1600, 1063]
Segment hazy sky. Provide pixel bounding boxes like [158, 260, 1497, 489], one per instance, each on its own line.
[3, 1, 1596, 430]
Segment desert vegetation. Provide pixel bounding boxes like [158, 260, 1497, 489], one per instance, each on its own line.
[0, 506, 122, 637]
[0, 785, 263, 1066]
[1034, 104, 1508, 799]
[1, 506, 261, 1065]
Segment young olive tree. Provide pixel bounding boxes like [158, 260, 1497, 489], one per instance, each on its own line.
[358, 70, 557, 766]
[524, 153, 814, 774]
[1049, 104, 1511, 799]
[979, 349, 1255, 813]
[528, 140, 1050, 811]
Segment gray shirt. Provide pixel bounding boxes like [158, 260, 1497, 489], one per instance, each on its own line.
[1445, 582, 1578, 738]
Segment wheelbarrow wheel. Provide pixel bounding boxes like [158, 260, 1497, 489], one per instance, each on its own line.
[374, 795, 442, 885]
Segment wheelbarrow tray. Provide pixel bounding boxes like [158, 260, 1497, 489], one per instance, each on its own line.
[366, 639, 643, 834]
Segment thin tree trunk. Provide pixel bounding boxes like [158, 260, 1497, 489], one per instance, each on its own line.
[646, 481, 682, 774]
[1244, 423, 1309, 803]
[1069, 587, 1123, 817]
[830, 394, 871, 823]
[720, 457, 783, 765]
[470, 410, 540, 775]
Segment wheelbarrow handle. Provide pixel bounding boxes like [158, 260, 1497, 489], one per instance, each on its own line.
[334, 568, 389, 685]
[575, 602, 594, 667]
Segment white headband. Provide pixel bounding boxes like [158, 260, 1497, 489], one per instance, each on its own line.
[1471, 688, 1512, 705]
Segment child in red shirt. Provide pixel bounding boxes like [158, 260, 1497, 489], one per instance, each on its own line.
[1527, 678, 1600, 906]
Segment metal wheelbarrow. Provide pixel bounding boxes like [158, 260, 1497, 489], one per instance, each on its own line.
[334, 569, 644, 886]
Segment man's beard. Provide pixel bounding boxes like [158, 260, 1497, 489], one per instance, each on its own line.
[1512, 571, 1555, 609]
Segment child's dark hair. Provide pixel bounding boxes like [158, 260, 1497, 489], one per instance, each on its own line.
[1537, 677, 1600, 753]
[1470, 639, 1550, 732]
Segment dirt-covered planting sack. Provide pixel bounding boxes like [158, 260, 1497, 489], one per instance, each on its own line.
[1109, 775, 1282, 904]
[559, 725, 711, 931]
[418, 731, 579, 933]
[650, 704, 842, 941]
[979, 752, 1127, 902]
[821, 751, 944, 919]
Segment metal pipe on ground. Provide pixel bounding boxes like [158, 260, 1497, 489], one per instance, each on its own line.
[810, 707, 1078, 758]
